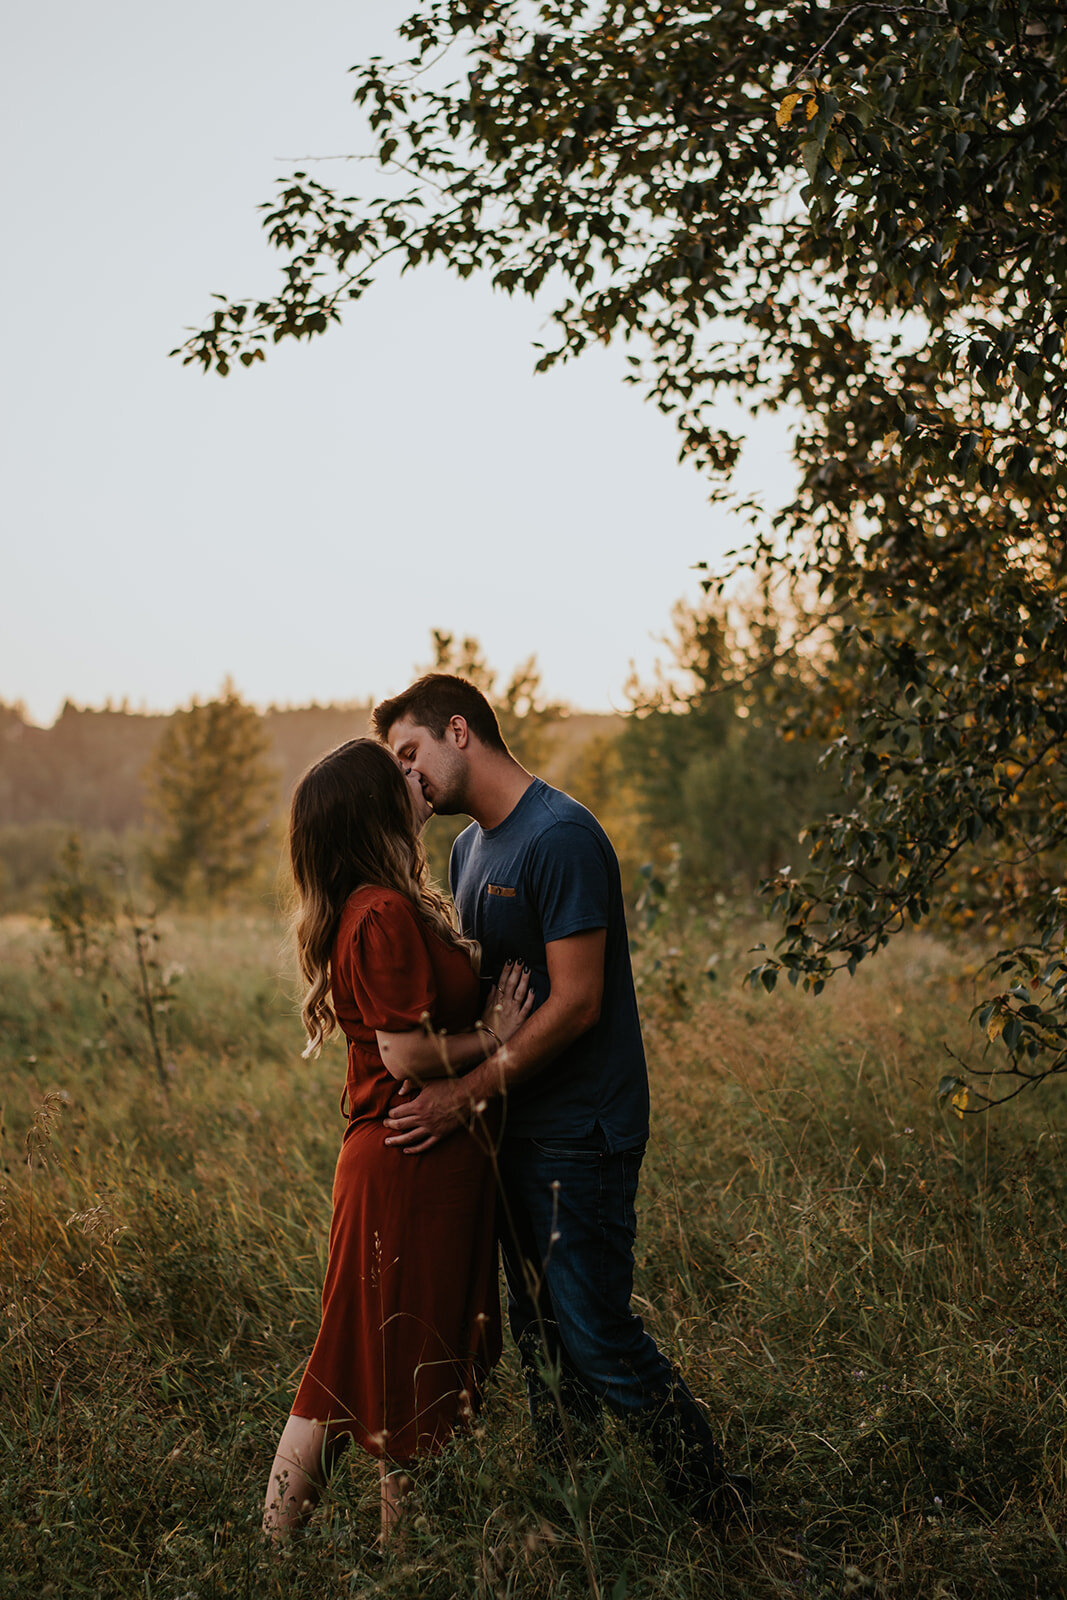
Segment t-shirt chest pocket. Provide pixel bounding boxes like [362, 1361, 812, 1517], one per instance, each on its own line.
[481, 880, 535, 968]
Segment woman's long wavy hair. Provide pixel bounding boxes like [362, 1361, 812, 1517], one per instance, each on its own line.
[289, 739, 478, 1057]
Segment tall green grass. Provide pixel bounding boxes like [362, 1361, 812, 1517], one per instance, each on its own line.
[2, 909, 1066, 1598]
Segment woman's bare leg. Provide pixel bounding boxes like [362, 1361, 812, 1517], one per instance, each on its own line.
[379, 1460, 411, 1546]
[263, 1414, 345, 1541]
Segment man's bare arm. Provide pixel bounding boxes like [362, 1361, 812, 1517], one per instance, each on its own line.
[382, 928, 606, 1153]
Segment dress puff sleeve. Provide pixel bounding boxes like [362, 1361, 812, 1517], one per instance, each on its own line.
[338, 892, 438, 1032]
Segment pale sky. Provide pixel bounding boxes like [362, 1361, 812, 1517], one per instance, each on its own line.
[2, 0, 796, 728]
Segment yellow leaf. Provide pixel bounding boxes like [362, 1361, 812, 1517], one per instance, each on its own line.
[776, 93, 801, 128]
[951, 1085, 970, 1118]
[828, 139, 844, 172]
[806, 96, 819, 121]
[986, 1012, 1005, 1041]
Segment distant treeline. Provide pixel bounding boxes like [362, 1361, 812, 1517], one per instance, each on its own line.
[0, 696, 626, 910]
[0, 698, 620, 831]
[0, 607, 841, 914]
[0, 700, 384, 831]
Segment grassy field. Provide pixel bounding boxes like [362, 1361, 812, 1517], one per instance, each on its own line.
[2, 905, 1066, 1599]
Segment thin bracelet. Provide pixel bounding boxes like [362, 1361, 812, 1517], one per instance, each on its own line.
[479, 1024, 501, 1051]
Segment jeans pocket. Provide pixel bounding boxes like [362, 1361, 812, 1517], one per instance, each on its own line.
[528, 1132, 604, 1162]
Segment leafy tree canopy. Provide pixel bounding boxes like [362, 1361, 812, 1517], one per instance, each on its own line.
[179, 0, 1067, 1103]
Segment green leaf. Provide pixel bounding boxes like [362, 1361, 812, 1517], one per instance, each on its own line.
[800, 138, 823, 183]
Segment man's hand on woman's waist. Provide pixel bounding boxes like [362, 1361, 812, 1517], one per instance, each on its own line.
[383, 928, 606, 1153]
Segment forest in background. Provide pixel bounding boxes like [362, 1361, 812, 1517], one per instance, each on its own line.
[0, 692, 620, 903]
[0, 696, 367, 909]
[0, 690, 618, 905]
[0, 695, 621, 836]
[0, 606, 838, 918]
[0, 697, 377, 833]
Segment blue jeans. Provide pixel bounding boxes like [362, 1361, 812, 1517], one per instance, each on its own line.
[499, 1126, 725, 1506]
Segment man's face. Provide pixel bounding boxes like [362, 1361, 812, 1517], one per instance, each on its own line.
[388, 715, 470, 816]
[400, 761, 433, 829]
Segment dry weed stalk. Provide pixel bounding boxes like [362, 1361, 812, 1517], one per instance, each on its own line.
[66, 1204, 127, 1246]
[24, 1089, 68, 1172]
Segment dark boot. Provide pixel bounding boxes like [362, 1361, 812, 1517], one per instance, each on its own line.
[631, 1374, 753, 1526]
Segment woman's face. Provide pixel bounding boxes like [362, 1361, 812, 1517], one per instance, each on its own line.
[401, 760, 433, 830]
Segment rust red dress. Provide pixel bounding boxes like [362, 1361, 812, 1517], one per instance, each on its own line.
[292, 886, 501, 1463]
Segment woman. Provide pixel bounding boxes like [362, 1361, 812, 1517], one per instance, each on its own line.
[263, 738, 532, 1543]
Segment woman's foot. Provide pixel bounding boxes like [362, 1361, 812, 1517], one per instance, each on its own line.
[263, 1415, 345, 1541]
[379, 1462, 412, 1547]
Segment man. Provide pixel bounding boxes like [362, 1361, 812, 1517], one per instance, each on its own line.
[372, 674, 750, 1523]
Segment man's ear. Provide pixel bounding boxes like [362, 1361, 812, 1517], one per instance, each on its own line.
[448, 715, 470, 749]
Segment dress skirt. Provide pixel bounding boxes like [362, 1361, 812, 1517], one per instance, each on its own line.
[292, 1112, 501, 1463]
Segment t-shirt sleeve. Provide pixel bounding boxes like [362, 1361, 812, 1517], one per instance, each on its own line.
[526, 821, 612, 944]
[340, 895, 437, 1031]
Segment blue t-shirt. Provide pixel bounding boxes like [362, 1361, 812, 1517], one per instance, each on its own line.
[449, 779, 649, 1150]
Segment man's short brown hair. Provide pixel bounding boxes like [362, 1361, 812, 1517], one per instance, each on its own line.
[372, 674, 507, 753]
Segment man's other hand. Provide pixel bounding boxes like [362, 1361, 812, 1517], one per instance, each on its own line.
[383, 1078, 467, 1153]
